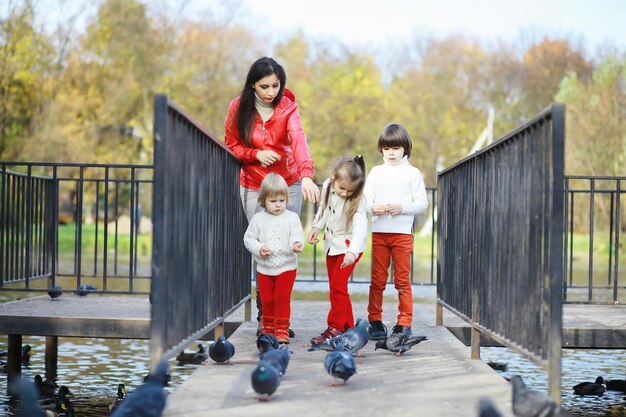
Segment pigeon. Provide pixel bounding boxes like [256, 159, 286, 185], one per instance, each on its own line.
[260, 346, 291, 375]
[143, 370, 171, 386]
[208, 336, 235, 364]
[257, 333, 280, 354]
[324, 342, 356, 386]
[478, 397, 503, 417]
[375, 335, 428, 356]
[176, 343, 208, 365]
[251, 360, 281, 400]
[75, 285, 97, 296]
[14, 377, 46, 417]
[308, 318, 370, 356]
[110, 360, 168, 417]
[47, 285, 63, 300]
[510, 375, 559, 417]
[573, 376, 605, 396]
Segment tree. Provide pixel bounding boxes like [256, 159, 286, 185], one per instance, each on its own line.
[556, 54, 626, 176]
[520, 36, 592, 120]
[387, 36, 487, 182]
[0, 1, 54, 160]
[50, 0, 168, 164]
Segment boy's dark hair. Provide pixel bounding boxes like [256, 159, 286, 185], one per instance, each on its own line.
[377, 123, 412, 158]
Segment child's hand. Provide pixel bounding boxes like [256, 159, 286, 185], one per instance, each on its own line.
[340, 252, 357, 268]
[259, 245, 272, 257]
[292, 242, 303, 253]
[307, 227, 320, 244]
[372, 204, 387, 215]
[385, 203, 403, 216]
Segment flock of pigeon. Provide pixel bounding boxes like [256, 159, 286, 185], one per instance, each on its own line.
[202, 319, 626, 417]
[198, 318, 429, 401]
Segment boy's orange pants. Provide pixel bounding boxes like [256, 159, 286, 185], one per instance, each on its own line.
[257, 269, 297, 335]
[368, 233, 413, 327]
[326, 252, 363, 331]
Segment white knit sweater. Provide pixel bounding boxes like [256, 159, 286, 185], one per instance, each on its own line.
[363, 156, 428, 234]
[311, 178, 368, 256]
[243, 210, 304, 275]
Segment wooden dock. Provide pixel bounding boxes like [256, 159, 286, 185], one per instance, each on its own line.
[161, 299, 516, 417]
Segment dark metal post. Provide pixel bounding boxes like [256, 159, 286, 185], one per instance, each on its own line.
[150, 94, 168, 369]
[7, 334, 22, 394]
[548, 103, 565, 404]
[45, 336, 58, 381]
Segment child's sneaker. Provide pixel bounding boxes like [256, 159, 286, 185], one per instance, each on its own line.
[310, 327, 342, 345]
[275, 329, 290, 344]
[368, 320, 388, 340]
[387, 324, 412, 348]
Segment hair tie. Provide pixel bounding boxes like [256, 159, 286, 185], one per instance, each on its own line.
[354, 154, 363, 164]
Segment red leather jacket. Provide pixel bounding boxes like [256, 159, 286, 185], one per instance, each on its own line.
[224, 88, 314, 190]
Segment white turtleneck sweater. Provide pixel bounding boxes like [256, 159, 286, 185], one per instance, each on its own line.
[254, 93, 274, 122]
[363, 155, 428, 234]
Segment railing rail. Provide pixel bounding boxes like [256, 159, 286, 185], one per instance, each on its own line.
[149, 95, 251, 368]
[436, 104, 564, 402]
[563, 175, 624, 304]
[0, 162, 151, 294]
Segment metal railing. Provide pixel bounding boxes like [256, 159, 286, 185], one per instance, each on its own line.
[0, 162, 152, 294]
[149, 95, 251, 367]
[436, 104, 564, 402]
[563, 176, 624, 304]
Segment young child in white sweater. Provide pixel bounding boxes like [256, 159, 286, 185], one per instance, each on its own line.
[243, 173, 305, 344]
[363, 123, 428, 345]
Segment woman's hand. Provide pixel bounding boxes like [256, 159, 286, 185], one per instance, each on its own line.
[257, 150, 281, 168]
[301, 177, 320, 203]
[292, 242, 303, 253]
[307, 227, 320, 244]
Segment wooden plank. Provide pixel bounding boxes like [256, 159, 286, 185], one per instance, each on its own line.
[162, 300, 516, 417]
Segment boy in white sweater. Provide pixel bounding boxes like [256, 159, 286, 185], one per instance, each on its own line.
[363, 124, 428, 345]
[244, 174, 305, 344]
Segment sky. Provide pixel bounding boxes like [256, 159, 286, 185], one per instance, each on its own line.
[181, 0, 626, 53]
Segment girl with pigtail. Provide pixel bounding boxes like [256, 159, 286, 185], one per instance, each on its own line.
[307, 155, 368, 345]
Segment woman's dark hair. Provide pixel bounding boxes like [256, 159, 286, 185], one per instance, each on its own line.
[378, 123, 412, 158]
[237, 57, 287, 146]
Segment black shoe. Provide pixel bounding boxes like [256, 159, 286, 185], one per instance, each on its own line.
[391, 324, 412, 338]
[387, 324, 412, 349]
[368, 320, 387, 340]
[288, 328, 295, 338]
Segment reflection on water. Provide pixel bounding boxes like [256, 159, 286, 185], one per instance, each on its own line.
[482, 346, 626, 417]
[0, 336, 199, 416]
